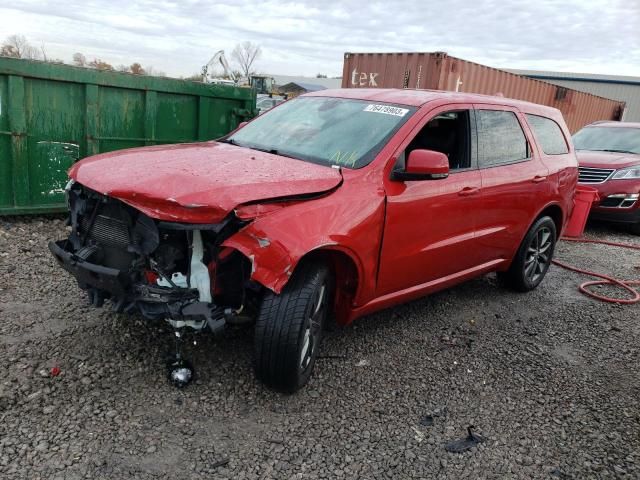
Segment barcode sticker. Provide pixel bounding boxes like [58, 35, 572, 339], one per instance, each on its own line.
[363, 104, 409, 117]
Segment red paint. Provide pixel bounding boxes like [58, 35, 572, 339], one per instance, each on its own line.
[406, 149, 449, 175]
[564, 186, 599, 238]
[50, 367, 61, 377]
[69, 142, 342, 224]
[73, 89, 577, 325]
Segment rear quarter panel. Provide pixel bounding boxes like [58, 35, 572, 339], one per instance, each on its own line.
[522, 107, 578, 235]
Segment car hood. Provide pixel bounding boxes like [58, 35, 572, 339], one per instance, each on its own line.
[69, 142, 342, 223]
[576, 150, 640, 170]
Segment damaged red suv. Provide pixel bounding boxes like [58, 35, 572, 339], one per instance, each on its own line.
[50, 89, 577, 391]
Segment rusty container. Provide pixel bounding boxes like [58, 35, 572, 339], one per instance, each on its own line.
[342, 52, 625, 133]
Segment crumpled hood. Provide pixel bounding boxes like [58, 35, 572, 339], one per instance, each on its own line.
[577, 150, 640, 170]
[69, 142, 342, 223]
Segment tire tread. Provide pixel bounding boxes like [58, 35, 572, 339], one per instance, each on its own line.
[254, 262, 329, 392]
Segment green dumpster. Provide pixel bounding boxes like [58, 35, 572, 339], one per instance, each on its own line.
[0, 57, 256, 215]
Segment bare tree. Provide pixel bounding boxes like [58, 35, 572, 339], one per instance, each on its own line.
[231, 41, 261, 78]
[116, 64, 129, 72]
[72, 52, 87, 67]
[129, 62, 145, 75]
[1, 35, 40, 59]
[87, 58, 114, 71]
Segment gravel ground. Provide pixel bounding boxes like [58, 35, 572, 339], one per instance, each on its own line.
[0, 216, 639, 479]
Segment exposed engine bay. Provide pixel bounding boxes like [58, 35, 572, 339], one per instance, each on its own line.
[49, 181, 257, 339]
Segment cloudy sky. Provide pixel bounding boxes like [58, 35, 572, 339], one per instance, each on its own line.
[1, 0, 639, 78]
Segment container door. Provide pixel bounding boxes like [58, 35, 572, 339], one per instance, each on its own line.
[378, 104, 481, 296]
[25, 78, 84, 207]
[0, 75, 10, 208]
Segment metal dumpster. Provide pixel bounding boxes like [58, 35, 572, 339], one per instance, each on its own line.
[0, 57, 256, 215]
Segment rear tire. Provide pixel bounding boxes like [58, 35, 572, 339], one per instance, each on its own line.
[254, 262, 331, 393]
[499, 216, 557, 292]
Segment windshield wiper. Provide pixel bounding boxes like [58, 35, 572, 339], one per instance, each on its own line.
[247, 145, 302, 160]
[221, 139, 298, 159]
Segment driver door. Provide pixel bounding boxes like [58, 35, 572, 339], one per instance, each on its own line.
[377, 105, 482, 296]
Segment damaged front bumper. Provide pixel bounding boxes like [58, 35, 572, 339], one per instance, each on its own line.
[49, 183, 254, 332]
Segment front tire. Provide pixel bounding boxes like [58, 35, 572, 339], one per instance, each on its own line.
[254, 262, 331, 393]
[500, 216, 557, 292]
[629, 222, 640, 236]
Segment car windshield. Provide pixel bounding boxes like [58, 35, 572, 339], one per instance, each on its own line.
[227, 97, 416, 168]
[573, 126, 640, 154]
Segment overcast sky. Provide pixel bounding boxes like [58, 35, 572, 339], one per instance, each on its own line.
[1, 0, 639, 78]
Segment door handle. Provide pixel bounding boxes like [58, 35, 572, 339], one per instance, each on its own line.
[532, 175, 547, 183]
[458, 187, 480, 197]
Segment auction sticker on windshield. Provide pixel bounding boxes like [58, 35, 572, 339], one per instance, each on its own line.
[363, 104, 409, 117]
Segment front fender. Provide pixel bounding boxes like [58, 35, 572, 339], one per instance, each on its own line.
[222, 226, 296, 293]
[221, 182, 386, 303]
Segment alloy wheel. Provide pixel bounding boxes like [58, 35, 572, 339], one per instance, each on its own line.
[524, 226, 553, 284]
[299, 283, 326, 371]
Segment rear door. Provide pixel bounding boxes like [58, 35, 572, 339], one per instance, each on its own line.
[472, 105, 551, 264]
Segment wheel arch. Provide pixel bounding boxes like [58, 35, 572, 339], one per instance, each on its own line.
[222, 229, 364, 324]
[533, 202, 564, 238]
[501, 202, 564, 273]
[295, 246, 362, 325]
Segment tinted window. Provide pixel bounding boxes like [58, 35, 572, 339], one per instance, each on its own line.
[477, 110, 528, 167]
[526, 114, 569, 154]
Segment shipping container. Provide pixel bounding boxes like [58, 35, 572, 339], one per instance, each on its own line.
[0, 57, 256, 215]
[342, 52, 625, 133]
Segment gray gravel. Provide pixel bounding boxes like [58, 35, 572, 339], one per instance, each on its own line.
[1, 216, 639, 479]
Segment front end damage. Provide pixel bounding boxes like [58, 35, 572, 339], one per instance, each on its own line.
[49, 182, 258, 384]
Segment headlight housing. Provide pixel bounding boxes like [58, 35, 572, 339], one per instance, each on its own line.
[612, 166, 640, 180]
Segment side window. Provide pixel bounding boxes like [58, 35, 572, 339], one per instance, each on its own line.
[476, 110, 529, 167]
[396, 110, 472, 171]
[525, 114, 569, 155]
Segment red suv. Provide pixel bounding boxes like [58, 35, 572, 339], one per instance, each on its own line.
[573, 121, 640, 234]
[50, 89, 577, 391]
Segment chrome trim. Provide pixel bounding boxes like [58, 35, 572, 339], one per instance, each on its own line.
[578, 166, 615, 184]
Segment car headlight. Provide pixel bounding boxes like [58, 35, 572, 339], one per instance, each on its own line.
[612, 166, 640, 180]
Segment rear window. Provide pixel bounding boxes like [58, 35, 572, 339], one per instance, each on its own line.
[526, 114, 569, 155]
[476, 110, 529, 167]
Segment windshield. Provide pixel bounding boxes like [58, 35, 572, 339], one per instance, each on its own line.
[227, 97, 416, 168]
[573, 126, 640, 154]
